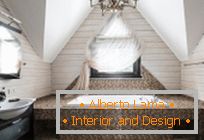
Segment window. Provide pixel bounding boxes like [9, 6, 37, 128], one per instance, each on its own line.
[91, 58, 141, 78]
[90, 14, 141, 78]
[0, 26, 22, 79]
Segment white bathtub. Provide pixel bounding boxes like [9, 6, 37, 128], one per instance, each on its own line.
[66, 95, 168, 109]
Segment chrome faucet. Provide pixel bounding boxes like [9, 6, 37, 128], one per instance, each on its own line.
[0, 87, 6, 102]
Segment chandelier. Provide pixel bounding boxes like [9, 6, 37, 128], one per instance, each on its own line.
[90, 0, 137, 16]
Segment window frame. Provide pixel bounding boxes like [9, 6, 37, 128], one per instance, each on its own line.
[90, 57, 141, 78]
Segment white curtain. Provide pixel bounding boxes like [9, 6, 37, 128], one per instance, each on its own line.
[90, 38, 141, 72]
[74, 13, 143, 90]
[98, 12, 131, 38]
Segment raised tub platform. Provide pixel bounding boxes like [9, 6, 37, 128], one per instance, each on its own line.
[33, 94, 204, 140]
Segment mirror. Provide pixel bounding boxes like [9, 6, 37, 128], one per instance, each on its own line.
[0, 26, 22, 79]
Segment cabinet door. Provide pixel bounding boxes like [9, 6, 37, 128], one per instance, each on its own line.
[0, 118, 30, 140]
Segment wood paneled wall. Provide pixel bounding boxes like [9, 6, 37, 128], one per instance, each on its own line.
[182, 36, 204, 100]
[52, 7, 181, 92]
[0, 0, 51, 98]
[122, 8, 181, 89]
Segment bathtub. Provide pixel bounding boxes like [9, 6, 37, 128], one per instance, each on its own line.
[66, 95, 168, 109]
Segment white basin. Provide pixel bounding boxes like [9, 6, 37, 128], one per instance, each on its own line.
[0, 98, 36, 120]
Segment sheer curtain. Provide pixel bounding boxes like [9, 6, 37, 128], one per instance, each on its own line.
[74, 13, 143, 90]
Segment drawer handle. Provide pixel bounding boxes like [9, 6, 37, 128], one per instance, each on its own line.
[12, 118, 22, 124]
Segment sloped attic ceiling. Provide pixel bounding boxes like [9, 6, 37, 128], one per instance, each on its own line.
[5, 0, 92, 62]
[4, 0, 204, 62]
[183, 0, 204, 55]
[138, 0, 188, 61]
[4, 0, 46, 58]
[43, 0, 92, 62]
[138, 0, 204, 61]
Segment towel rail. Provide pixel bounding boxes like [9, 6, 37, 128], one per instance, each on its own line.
[0, 1, 22, 34]
[0, 10, 21, 24]
[184, 61, 204, 67]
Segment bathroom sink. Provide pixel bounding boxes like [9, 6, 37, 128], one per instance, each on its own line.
[0, 98, 36, 120]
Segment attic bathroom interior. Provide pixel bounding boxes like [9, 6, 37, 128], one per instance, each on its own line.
[0, 0, 204, 140]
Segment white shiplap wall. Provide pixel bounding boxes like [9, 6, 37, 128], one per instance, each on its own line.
[51, 7, 112, 91]
[52, 7, 181, 92]
[0, 1, 51, 98]
[182, 36, 204, 100]
[122, 8, 181, 89]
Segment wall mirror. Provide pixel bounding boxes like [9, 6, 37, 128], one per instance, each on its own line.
[0, 25, 22, 79]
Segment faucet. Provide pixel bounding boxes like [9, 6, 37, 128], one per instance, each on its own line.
[0, 87, 6, 102]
